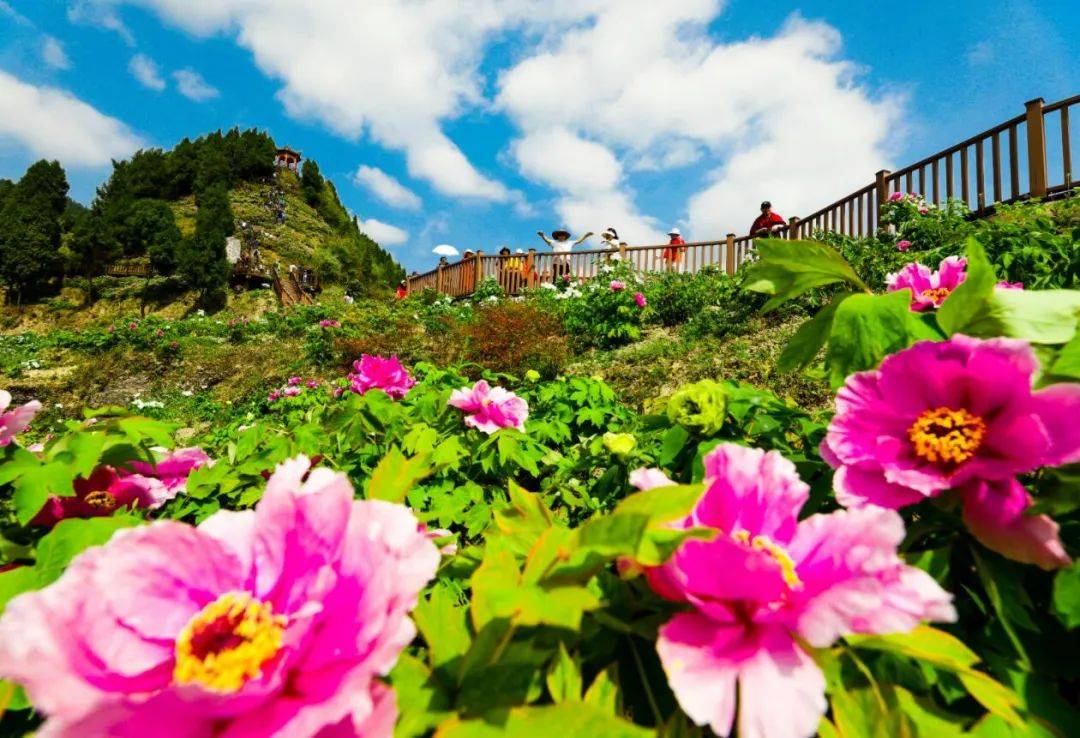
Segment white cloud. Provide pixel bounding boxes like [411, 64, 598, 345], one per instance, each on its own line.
[128, 53, 165, 91]
[356, 216, 408, 246]
[498, 3, 901, 242]
[173, 68, 218, 102]
[76, 0, 556, 201]
[966, 40, 993, 66]
[80, 1, 901, 238]
[353, 165, 421, 210]
[0, 1, 33, 26]
[0, 69, 144, 167]
[68, 0, 134, 44]
[42, 37, 72, 70]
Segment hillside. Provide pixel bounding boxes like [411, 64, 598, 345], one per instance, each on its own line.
[0, 129, 404, 312]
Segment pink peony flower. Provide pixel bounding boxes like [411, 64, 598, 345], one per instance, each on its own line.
[347, 355, 416, 400]
[644, 444, 954, 738]
[610, 280, 626, 291]
[287, 376, 303, 386]
[306, 379, 320, 389]
[107, 325, 115, 334]
[896, 239, 912, 252]
[448, 380, 529, 434]
[821, 335, 1080, 569]
[885, 256, 967, 311]
[333, 386, 345, 399]
[128, 322, 138, 330]
[629, 467, 674, 490]
[283, 386, 302, 397]
[888, 191, 904, 202]
[996, 280, 1024, 290]
[918, 206, 929, 215]
[0, 456, 439, 737]
[268, 390, 281, 403]
[319, 319, 341, 328]
[30, 448, 210, 528]
[634, 291, 647, 308]
[0, 390, 41, 447]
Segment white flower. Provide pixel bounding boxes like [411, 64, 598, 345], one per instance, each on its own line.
[181, 390, 193, 397]
[196, 309, 206, 317]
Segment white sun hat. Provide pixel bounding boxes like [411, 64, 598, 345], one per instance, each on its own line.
[433, 244, 459, 257]
[667, 227, 681, 236]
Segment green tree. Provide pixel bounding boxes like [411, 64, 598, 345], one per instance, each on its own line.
[68, 211, 122, 302]
[0, 161, 69, 303]
[120, 199, 181, 270]
[300, 160, 324, 206]
[176, 184, 233, 304]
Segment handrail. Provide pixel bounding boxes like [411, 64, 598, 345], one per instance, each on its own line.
[406, 92, 1078, 297]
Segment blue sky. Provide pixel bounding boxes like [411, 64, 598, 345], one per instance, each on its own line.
[0, 0, 1076, 272]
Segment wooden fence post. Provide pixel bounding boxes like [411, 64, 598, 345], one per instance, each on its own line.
[474, 250, 484, 293]
[725, 234, 736, 276]
[788, 216, 800, 240]
[436, 263, 445, 294]
[875, 169, 892, 226]
[1025, 98, 1048, 198]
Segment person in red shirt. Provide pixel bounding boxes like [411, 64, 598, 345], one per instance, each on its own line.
[749, 201, 787, 237]
[662, 227, 686, 267]
[395, 281, 408, 299]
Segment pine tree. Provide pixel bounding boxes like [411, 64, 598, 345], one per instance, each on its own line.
[176, 183, 233, 304]
[0, 161, 69, 303]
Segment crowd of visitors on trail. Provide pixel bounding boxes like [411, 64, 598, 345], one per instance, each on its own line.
[265, 182, 287, 224]
[407, 200, 786, 296]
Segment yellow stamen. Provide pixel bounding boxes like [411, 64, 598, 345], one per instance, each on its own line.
[174, 592, 285, 693]
[83, 490, 117, 510]
[732, 530, 802, 589]
[920, 287, 952, 306]
[908, 406, 986, 465]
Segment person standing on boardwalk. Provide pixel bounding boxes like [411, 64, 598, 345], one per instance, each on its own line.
[537, 227, 593, 279]
[750, 201, 787, 237]
[662, 227, 686, 269]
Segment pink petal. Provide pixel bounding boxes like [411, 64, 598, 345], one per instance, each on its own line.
[735, 630, 827, 738]
[693, 444, 808, 543]
[788, 507, 955, 647]
[656, 611, 741, 736]
[1029, 383, 1080, 468]
[629, 467, 675, 490]
[961, 479, 1071, 570]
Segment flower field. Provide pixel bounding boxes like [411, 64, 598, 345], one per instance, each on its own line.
[1, 196, 1079, 737]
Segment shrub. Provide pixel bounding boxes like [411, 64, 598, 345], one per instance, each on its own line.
[459, 301, 568, 376]
[642, 268, 726, 326]
[562, 262, 646, 349]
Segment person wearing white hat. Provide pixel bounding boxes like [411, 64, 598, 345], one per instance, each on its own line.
[663, 227, 686, 269]
[537, 226, 593, 279]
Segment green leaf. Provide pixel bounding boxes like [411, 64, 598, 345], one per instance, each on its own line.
[825, 291, 929, 387]
[583, 665, 620, 715]
[778, 293, 850, 373]
[1049, 332, 1080, 380]
[938, 238, 1080, 343]
[847, 626, 978, 671]
[116, 416, 178, 448]
[366, 447, 432, 503]
[13, 462, 77, 525]
[1052, 562, 1080, 629]
[744, 239, 868, 312]
[937, 238, 998, 337]
[0, 566, 39, 613]
[390, 654, 453, 738]
[957, 671, 1024, 726]
[545, 642, 582, 703]
[829, 685, 914, 738]
[433, 704, 651, 738]
[658, 425, 690, 466]
[414, 583, 472, 681]
[491, 482, 557, 557]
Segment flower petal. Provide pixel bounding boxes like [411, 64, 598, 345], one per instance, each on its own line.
[961, 478, 1071, 570]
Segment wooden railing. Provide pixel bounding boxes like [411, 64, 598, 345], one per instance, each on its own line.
[408, 94, 1077, 297]
[105, 262, 154, 278]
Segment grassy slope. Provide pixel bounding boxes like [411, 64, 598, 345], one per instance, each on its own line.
[171, 170, 338, 269]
